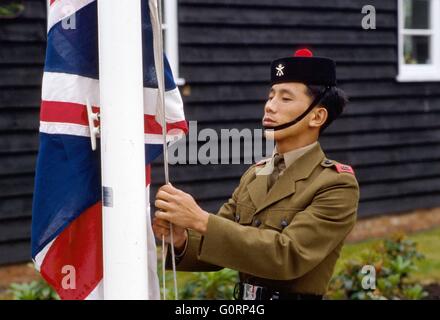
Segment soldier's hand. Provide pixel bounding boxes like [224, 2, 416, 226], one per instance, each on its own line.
[155, 184, 209, 234]
[152, 216, 187, 252]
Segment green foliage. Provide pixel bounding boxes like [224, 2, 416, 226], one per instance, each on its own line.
[159, 262, 238, 300]
[0, 1, 25, 18]
[327, 233, 428, 300]
[158, 252, 238, 300]
[9, 280, 59, 300]
[178, 269, 238, 300]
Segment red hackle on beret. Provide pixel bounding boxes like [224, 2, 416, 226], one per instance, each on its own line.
[294, 48, 313, 57]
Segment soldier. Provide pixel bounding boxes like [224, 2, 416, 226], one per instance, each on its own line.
[153, 48, 360, 300]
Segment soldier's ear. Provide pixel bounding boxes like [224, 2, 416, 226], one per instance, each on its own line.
[309, 106, 328, 129]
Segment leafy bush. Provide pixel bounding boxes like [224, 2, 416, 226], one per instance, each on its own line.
[9, 280, 59, 300]
[0, 1, 25, 18]
[160, 265, 238, 300]
[327, 233, 428, 300]
[179, 269, 238, 300]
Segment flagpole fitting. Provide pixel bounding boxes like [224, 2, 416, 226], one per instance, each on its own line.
[86, 98, 100, 151]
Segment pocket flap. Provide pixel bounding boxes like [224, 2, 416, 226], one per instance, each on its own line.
[263, 208, 302, 230]
[235, 203, 256, 224]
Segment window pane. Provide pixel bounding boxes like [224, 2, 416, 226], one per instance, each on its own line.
[404, 0, 430, 29]
[404, 35, 431, 64]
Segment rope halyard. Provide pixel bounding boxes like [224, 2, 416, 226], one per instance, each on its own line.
[149, 0, 179, 301]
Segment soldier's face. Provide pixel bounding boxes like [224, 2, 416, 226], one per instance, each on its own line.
[263, 82, 313, 140]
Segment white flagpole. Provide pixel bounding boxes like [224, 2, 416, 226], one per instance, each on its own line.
[149, 0, 179, 300]
[97, 0, 149, 299]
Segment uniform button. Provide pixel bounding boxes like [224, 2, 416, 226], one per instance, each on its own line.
[235, 214, 240, 222]
[254, 219, 261, 227]
[324, 159, 332, 165]
[281, 220, 288, 229]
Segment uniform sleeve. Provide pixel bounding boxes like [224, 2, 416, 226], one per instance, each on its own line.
[171, 196, 237, 271]
[168, 166, 255, 271]
[196, 173, 359, 280]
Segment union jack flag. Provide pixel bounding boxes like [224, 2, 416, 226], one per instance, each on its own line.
[31, 0, 187, 299]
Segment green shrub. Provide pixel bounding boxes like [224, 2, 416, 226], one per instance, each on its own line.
[9, 280, 59, 300]
[158, 254, 238, 300]
[178, 269, 238, 300]
[0, 1, 25, 18]
[327, 233, 428, 300]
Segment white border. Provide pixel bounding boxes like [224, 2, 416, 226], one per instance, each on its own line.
[397, 0, 440, 82]
[163, 0, 185, 85]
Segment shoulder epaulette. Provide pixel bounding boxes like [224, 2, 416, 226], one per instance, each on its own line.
[321, 159, 355, 175]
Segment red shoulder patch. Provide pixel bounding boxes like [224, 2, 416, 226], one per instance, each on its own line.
[256, 158, 268, 166]
[335, 163, 355, 175]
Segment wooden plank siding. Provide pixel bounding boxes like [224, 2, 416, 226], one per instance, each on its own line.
[0, 0, 46, 264]
[150, 0, 440, 220]
[1, 0, 440, 265]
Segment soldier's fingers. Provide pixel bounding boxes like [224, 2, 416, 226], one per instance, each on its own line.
[155, 210, 173, 223]
[159, 184, 179, 195]
[156, 190, 174, 202]
[152, 224, 170, 238]
[159, 227, 170, 238]
[153, 216, 172, 229]
[154, 199, 173, 211]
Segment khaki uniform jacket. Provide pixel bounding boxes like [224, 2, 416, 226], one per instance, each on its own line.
[170, 142, 359, 295]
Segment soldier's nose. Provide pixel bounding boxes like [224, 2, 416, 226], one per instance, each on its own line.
[265, 101, 277, 114]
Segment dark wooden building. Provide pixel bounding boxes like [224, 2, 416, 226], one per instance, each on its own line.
[1, 0, 439, 265]
[0, 0, 46, 264]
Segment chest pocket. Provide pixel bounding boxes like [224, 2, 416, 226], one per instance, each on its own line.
[263, 208, 304, 231]
[235, 203, 256, 225]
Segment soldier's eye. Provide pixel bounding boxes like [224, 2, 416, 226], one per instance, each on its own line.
[282, 97, 293, 102]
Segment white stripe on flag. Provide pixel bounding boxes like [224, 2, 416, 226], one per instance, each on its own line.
[84, 280, 104, 300]
[42, 72, 186, 122]
[42, 72, 100, 107]
[40, 121, 90, 137]
[40, 121, 182, 146]
[33, 239, 55, 272]
[146, 186, 160, 300]
[144, 133, 185, 145]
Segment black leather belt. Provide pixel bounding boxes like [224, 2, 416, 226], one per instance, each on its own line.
[234, 282, 323, 300]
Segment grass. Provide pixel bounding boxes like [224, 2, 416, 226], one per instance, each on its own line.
[405, 227, 440, 283]
[336, 226, 440, 285]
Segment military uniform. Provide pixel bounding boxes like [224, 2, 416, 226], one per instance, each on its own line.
[169, 142, 359, 297]
[166, 48, 359, 299]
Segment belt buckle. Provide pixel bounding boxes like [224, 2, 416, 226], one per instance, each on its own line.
[242, 283, 263, 300]
[270, 291, 280, 300]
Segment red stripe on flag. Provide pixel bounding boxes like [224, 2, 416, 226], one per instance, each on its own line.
[143, 114, 188, 135]
[40, 202, 103, 300]
[40, 100, 98, 126]
[41, 100, 188, 135]
[146, 164, 151, 186]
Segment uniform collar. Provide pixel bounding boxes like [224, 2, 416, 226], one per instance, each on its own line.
[248, 142, 325, 212]
[273, 141, 318, 169]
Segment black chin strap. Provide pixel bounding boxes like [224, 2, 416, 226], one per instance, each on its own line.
[264, 86, 331, 131]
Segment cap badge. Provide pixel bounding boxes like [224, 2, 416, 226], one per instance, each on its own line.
[275, 64, 285, 76]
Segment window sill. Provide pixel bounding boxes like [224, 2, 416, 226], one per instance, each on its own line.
[396, 74, 440, 82]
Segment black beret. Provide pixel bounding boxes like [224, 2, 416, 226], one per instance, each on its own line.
[271, 48, 337, 86]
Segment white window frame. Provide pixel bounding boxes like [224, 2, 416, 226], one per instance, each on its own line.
[397, 0, 440, 82]
[163, 0, 185, 86]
